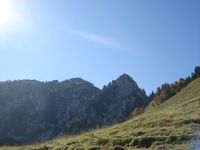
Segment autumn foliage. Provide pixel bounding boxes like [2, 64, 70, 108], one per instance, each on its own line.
[130, 107, 145, 118]
[151, 66, 200, 107]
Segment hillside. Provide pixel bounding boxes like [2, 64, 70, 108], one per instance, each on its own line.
[1, 78, 199, 150]
[0, 74, 148, 145]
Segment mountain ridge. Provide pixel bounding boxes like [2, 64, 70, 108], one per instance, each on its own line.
[0, 73, 148, 145]
[2, 76, 199, 150]
[1, 67, 199, 148]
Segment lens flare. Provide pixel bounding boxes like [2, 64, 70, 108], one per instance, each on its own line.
[0, 0, 14, 27]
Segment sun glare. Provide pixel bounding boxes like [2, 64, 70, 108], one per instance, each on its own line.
[0, 0, 14, 27]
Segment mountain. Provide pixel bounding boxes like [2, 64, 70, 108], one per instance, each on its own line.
[0, 78, 100, 144]
[64, 74, 149, 134]
[0, 74, 148, 145]
[4, 77, 199, 150]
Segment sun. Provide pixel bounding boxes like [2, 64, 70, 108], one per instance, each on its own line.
[0, 0, 14, 26]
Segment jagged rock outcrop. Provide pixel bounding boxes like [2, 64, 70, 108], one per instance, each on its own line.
[64, 74, 149, 134]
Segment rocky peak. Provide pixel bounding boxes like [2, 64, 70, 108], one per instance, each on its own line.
[105, 73, 140, 98]
[117, 73, 133, 81]
[69, 77, 87, 83]
[62, 78, 95, 87]
[116, 73, 137, 86]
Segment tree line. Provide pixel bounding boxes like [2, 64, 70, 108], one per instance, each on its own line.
[130, 66, 200, 118]
[150, 66, 200, 106]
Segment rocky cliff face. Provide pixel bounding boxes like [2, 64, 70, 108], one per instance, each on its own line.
[0, 79, 100, 144]
[100, 74, 148, 123]
[64, 74, 149, 134]
[0, 74, 148, 145]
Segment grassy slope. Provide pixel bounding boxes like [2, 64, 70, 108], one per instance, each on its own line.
[1, 78, 200, 150]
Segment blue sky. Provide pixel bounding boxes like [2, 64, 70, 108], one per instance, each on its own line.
[0, 0, 199, 94]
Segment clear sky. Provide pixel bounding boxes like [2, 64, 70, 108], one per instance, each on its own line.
[0, 0, 199, 94]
